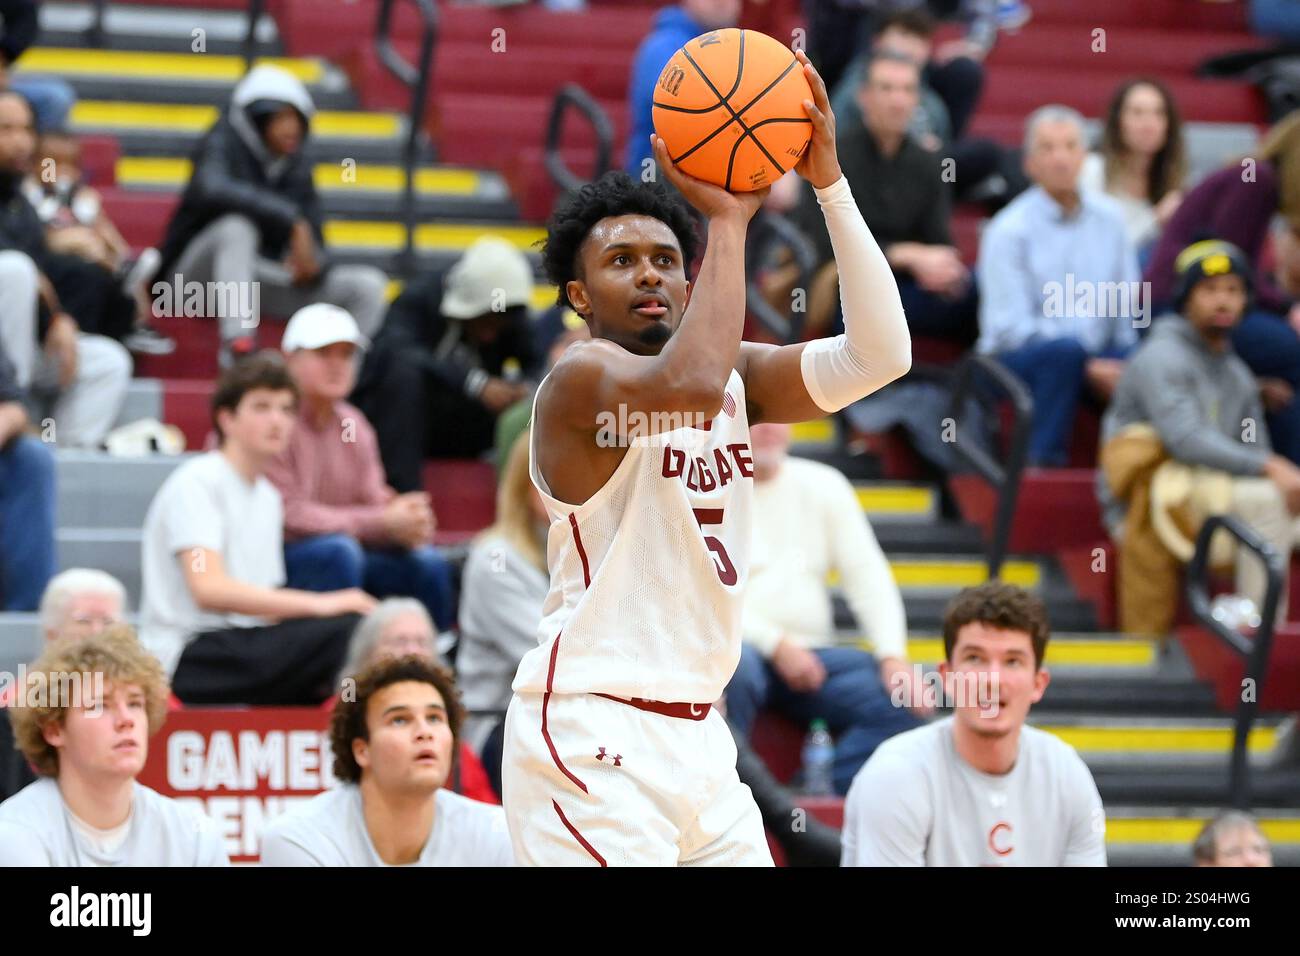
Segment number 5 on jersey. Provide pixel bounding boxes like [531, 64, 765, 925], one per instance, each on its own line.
[693, 508, 737, 585]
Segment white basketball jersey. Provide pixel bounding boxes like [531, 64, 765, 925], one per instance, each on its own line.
[514, 368, 753, 704]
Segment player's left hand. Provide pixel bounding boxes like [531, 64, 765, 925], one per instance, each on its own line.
[793, 49, 842, 191]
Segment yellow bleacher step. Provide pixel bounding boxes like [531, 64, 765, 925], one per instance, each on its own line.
[1040, 724, 1277, 755]
[791, 418, 833, 445]
[17, 48, 322, 84]
[854, 485, 935, 518]
[71, 101, 401, 139]
[827, 558, 1040, 590]
[323, 221, 546, 254]
[1106, 817, 1300, 845]
[117, 156, 483, 196]
[893, 636, 1156, 668]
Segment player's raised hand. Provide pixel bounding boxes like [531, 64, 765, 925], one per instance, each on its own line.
[793, 49, 843, 190]
[651, 134, 769, 223]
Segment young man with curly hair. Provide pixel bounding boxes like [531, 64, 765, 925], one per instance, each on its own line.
[841, 582, 1107, 867]
[503, 49, 912, 866]
[0, 625, 228, 866]
[259, 655, 513, 866]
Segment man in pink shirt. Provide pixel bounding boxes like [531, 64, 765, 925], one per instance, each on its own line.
[267, 304, 454, 630]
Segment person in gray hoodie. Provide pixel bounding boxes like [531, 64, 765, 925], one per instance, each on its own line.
[154, 65, 386, 366]
[1101, 239, 1300, 618]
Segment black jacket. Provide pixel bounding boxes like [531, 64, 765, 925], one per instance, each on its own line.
[362, 269, 542, 397]
[0, 1, 38, 65]
[155, 66, 324, 279]
[0, 174, 52, 338]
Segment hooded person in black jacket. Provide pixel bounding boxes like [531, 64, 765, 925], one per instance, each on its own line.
[352, 237, 541, 491]
[154, 64, 386, 366]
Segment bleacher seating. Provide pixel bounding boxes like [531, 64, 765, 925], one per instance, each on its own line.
[3, 0, 1297, 866]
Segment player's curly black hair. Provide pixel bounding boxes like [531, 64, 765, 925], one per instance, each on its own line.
[540, 170, 699, 310]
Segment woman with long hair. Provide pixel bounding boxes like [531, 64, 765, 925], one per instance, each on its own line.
[1081, 77, 1187, 252]
[456, 429, 550, 773]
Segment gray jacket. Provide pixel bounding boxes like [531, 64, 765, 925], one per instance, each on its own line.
[1098, 315, 1270, 533]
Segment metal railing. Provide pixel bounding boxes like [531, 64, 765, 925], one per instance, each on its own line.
[375, 0, 439, 275]
[244, 0, 266, 67]
[944, 354, 1033, 579]
[544, 84, 615, 194]
[1185, 515, 1285, 808]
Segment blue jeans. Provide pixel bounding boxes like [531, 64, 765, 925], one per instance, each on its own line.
[997, 337, 1102, 467]
[0, 436, 56, 611]
[1233, 309, 1300, 465]
[1251, 0, 1300, 41]
[9, 76, 76, 132]
[283, 533, 455, 630]
[725, 644, 921, 795]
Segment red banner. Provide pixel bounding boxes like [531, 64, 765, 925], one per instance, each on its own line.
[139, 708, 336, 863]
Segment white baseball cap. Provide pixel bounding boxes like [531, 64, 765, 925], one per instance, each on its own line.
[281, 303, 369, 353]
[442, 237, 533, 320]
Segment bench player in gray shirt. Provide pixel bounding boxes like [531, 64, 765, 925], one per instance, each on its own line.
[0, 626, 227, 866]
[842, 582, 1106, 866]
[261, 655, 513, 866]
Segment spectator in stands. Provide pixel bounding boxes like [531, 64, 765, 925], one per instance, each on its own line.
[1146, 112, 1300, 316]
[153, 65, 387, 367]
[352, 237, 540, 490]
[1100, 240, 1300, 634]
[724, 422, 922, 795]
[828, 11, 1018, 205]
[624, 0, 742, 176]
[842, 582, 1107, 866]
[0, 625, 228, 865]
[0, 1, 76, 131]
[267, 304, 454, 630]
[804, 0, 1004, 127]
[800, 50, 976, 344]
[0, 568, 126, 801]
[336, 598, 497, 804]
[138, 351, 376, 706]
[458, 429, 550, 775]
[0, 336, 54, 612]
[38, 568, 126, 642]
[24, 129, 171, 355]
[0, 91, 131, 448]
[260, 655, 514, 866]
[1192, 810, 1274, 867]
[1080, 78, 1186, 256]
[1250, 0, 1300, 42]
[977, 104, 1140, 467]
[1238, 217, 1300, 465]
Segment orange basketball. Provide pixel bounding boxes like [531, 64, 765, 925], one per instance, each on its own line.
[652, 29, 813, 192]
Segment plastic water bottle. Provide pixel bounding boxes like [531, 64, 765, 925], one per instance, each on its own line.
[801, 719, 835, 797]
[1210, 593, 1262, 634]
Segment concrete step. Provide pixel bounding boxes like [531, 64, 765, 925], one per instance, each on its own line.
[114, 155, 518, 222]
[39, 2, 280, 56]
[55, 450, 189, 530]
[1104, 808, 1300, 867]
[14, 46, 355, 109]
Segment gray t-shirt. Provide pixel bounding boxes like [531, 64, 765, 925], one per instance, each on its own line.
[259, 783, 514, 867]
[139, 451, 286, 675]
[0, 777, 229, 866]
[842, 717, 1107, 867]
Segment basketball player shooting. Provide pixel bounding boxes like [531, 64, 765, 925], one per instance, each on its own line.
[501, 49, 912, 866]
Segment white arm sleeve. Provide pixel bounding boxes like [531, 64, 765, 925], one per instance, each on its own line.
[799, 176, 912, 412]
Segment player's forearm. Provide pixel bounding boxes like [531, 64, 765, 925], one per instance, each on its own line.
[657, 215, 749, 412]
[799, 177, 911, 412]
